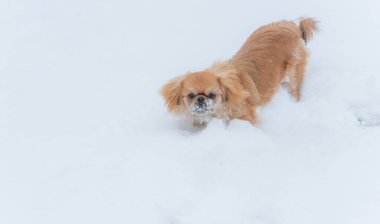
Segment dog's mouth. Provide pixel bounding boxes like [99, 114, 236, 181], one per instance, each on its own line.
[192, 103, 208, 114]
[191, 101, 214, 115]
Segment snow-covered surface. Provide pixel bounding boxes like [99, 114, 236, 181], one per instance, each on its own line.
[1, 0, 380, 223]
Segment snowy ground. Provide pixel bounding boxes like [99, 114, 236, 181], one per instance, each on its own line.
[1, 0, 380, 224]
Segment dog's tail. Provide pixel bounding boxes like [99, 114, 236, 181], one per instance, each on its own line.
[299, 18, 318, 44]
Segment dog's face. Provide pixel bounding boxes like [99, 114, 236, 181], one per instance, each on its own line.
[181, 71, 223, 116]
[162, 71, 223, 117]
[161, 68, 249, 122]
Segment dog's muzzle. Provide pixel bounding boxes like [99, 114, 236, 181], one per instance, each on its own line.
[192, 96, 211, 114]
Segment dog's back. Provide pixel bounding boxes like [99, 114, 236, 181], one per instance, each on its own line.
[231, 19, 317, 104]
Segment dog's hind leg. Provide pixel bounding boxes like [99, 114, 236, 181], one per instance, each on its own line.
[285, 47, 308, 101]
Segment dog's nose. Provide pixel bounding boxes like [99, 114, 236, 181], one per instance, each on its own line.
[197, 96, 205, 103]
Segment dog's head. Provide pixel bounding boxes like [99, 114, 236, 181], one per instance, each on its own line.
[161, 64, 249, 120]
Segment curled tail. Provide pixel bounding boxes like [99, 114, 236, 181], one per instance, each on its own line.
[299, 18, 318, 44]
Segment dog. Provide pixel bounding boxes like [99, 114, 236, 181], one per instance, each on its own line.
[161, 18, 317, 126]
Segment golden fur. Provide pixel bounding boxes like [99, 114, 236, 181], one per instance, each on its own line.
[162, 18, 317, 126]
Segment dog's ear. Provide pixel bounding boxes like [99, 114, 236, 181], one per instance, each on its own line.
[161, 76, 184, 113]
[218, 74, 249, 115]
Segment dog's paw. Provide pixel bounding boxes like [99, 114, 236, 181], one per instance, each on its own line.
[193, 120, 208, 127]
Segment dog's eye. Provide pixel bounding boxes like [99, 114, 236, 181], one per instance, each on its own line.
[208, 93, 216, 99]
[188, 93, 195, 100]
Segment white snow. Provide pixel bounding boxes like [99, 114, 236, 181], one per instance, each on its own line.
[1, 0, 380, 224]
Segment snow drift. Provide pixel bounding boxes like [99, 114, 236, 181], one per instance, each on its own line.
[1, 0, 380, 224]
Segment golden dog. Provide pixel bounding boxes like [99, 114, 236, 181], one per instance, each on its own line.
[162, 18, 317, 126]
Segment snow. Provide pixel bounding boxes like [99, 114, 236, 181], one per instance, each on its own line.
[1, 0, 380, 223]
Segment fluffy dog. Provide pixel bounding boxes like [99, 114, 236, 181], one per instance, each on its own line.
[161, 18, 317, 126]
